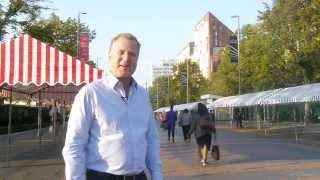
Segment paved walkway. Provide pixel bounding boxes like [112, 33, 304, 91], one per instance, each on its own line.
[1, 123, 320, 179]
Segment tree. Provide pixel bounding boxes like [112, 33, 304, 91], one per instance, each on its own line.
[171, 59, 208, 104]
[149, 76, 171, 109]
[211, 0, 320, 96]
[259, 0, 320, 83]
[208, 48, 238, 96]
[23, 13, 96, 57]
[0, 0, 49, 40]
[149, 59, 208, 109]
[240, 24, 304, 92]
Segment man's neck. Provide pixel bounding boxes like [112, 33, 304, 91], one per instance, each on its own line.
[119, 78, 132, 96]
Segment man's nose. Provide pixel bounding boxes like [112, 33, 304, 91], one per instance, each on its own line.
[122, 52, 130, 62]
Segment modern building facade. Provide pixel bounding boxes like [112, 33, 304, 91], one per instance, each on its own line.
[152, 59, 176, 80]
[176, 42, 195, 64]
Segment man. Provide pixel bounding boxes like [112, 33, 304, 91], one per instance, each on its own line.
[49, 100, 60, 136]
[166, 105, 177, 143]
[62, 33, 163, 180]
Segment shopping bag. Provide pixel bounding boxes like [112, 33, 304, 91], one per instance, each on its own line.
[49, 125, 53, 133]
[211, 145, 220, 160]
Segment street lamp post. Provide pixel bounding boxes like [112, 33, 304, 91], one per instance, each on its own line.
[167, 73, 170, 103]
[156, 81, 159, 109]
[232, 15, 241, 95]
[77, 11, 87, 60]
[186, 59, 189, 103]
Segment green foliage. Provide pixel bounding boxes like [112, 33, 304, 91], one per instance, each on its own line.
[240, 24, 304, 92]
[259, 0, 320, 83]
[150, 60, 207, 109]
[172, 59, 208, 104]
[208, 49, 238, 96]
[0, 0, 49, 40]
[209, 0, 320, 96]
[23, 13, 96, 57]
[149, 76, 170, 109]
[87, 60, 97, 68]
[150, 0, 320, 108]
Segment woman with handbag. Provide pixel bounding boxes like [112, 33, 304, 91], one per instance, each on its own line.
[188, 103, 214, 167]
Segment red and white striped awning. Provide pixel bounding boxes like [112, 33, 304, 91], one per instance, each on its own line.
[0, 34, 103, 86]
[0, 34, 104, 103]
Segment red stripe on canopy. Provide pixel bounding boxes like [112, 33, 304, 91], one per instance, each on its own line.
[0, 43, 5, 82]
[27, 36, 32, 84]
[72, 57, 76, 83]
[19, 36, 24, 82]
[0, 34, 104, 86]
[63, 53, 67, 84]
[54, 47, 59, 84]
[9, 39, 14, 84]
[46, 44, 50, 82]
[36, 40, 42, 85]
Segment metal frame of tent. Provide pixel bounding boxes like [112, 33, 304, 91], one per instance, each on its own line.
[0, 34, 104, 166]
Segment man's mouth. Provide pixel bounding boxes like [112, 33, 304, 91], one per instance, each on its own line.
[120, 65, 130, 69]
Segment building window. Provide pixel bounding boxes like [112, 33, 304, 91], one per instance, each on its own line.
[215, 32, 218, 46]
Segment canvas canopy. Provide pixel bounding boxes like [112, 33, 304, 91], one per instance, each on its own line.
[209, 83, 320, 108]
[1, 34, 104, 164]
[0, 34, 103, 102]
[261, 83, 320, 105]
[154, 102, 200, 113]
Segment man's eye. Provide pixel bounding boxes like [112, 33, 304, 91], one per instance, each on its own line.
[128, 52, 136, 58]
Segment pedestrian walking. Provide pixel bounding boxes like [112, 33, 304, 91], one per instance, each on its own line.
[188, 103, 215, 167]
[166, 104, 177, 143]
[62, 33, 162, 180]
[49, 100, 60, 136]
[178, 109, 192, 141]
[234, 108, 242, 128]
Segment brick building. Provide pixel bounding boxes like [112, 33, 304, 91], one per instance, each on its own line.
[177, 12, 233, 79]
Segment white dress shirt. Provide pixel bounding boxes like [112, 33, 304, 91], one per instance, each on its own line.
[62, 73, 162, 180]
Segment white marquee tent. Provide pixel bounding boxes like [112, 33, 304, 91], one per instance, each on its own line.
[209, 83, 320, 108]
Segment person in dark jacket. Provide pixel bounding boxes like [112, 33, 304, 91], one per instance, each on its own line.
[188, 103, 214, 167]
[166, 104, 177, 143]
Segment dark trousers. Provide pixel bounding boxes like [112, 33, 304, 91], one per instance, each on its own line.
[236, 119, 242, 128]
[86, 169, 147, 180]
[182, 125, 190, 140]
[167, 127, 175, 141]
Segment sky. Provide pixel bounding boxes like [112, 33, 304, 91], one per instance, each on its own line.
[48, 0, 273, 87]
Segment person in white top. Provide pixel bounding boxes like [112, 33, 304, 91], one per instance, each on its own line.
[62, 33, 163, 180]
[49, 100, 59, 136]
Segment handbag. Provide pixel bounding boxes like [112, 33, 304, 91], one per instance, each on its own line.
[199, 116, 213, 130]
[211, 129, 220, 160]
[211, 145, 220, 160]
[49, 125, 53, 133]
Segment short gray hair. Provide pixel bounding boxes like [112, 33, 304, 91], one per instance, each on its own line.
[109, 33, 141, 50]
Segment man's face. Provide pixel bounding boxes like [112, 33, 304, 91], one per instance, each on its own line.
[108, 37, 139, 81]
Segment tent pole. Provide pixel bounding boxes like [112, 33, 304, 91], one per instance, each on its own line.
[258, 105, 263, 130]
[231, 107, 234, 128]
[37, 91, 42, 152]
[304, 102, 310, 126]
[256, 106, 260, 129]
[6, 86, 13, 167]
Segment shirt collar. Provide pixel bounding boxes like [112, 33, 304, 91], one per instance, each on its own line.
[105, 71, 138, 90]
